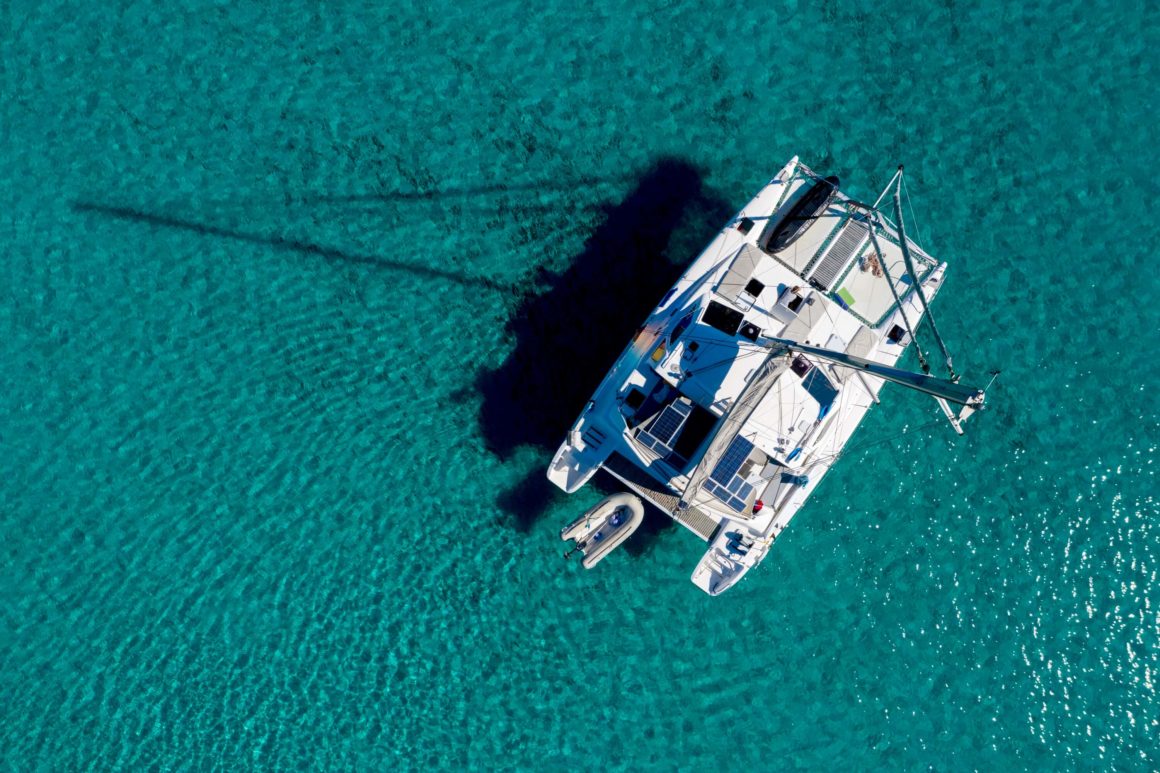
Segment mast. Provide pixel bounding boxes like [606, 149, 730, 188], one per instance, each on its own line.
[892, 167, 957, 380]
[872, 167, 903, 209]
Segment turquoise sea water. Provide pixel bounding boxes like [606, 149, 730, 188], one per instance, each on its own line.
[3, 0, 1158, 768]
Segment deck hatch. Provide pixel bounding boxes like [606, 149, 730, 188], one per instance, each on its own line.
[802, 369, 839, 413]
[702, 301, 744, 336]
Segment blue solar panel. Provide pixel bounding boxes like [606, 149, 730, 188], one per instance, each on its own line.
[704, 480, 728, 503]
[704, 436, 759, 513]
[709, 436, 754, 486]
[704, 480, 751, 513]
[649, 404, 687, 445]
[637, 401, 693, 456]
[637, 432, 665, 453]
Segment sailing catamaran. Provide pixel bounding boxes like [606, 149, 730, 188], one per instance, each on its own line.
[549, 157, 993, 595]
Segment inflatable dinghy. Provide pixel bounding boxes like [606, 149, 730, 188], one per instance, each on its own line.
[561, 493, 644, 569]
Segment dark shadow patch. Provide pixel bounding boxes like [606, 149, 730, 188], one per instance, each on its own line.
[497, 471, 562, 533]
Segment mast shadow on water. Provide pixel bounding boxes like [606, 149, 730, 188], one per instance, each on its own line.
[476, 157, 736, 553]
[305, 176, 631, 205]
[70, 202, 515, 291]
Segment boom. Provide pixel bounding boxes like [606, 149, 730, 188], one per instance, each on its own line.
[763, 337, 985, 408]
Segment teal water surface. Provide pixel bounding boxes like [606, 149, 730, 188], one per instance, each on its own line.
[3, 1, 1158, 769]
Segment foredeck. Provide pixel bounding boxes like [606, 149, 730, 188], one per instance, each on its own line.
[741, 165, 938, 328]
[602, 453, 721, 542]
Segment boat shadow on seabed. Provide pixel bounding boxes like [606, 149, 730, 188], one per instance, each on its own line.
[476, 157, 735, 554]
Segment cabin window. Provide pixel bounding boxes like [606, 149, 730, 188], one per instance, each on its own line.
[701, 301, 744, 336]
[670, 312, 695, 344]
[625, 388, 646, 410]
[744, 278, 765, 297]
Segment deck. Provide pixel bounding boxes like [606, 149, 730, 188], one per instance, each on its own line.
[748, 174, 937, 328]
[602, 452, 721, 543]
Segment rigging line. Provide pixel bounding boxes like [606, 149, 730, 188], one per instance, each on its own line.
[772, 169, 803, 211]
[684, 349, 769, 379]
[872, 167, 904, 210]
[683, 346, 770, 377]
[671, 330, 775, 351]
[671, 332, 751, 347]
[867, 210, 930, 374]
[892, 171, 956, 381]
[902, 175, 925, 252]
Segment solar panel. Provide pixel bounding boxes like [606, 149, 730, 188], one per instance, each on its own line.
[637, 432, 666, 453]
[649, 405, 687, 445]
[637, 401, 693, 456]
[703, 480, 753, 513]
[703, 436, 758, 512]
[708, 436, 754, 486]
